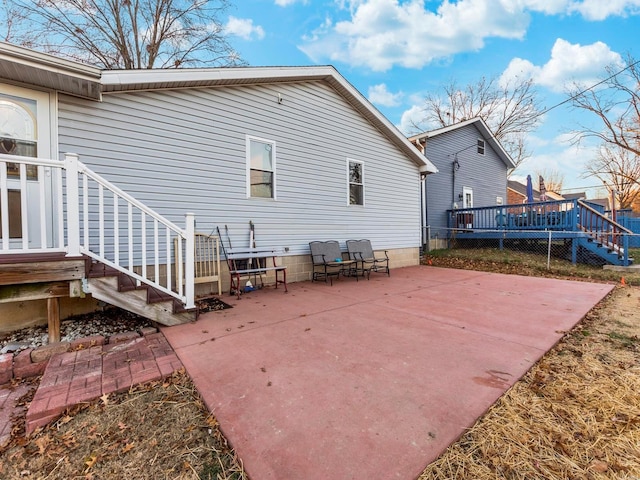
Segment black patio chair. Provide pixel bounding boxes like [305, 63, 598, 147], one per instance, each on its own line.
[346, 239, 389, 277]
[309, 241, 357, 285]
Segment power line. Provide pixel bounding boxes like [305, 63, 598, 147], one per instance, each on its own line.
[560, 180, 639, 193]
[534, 57, 640, 119]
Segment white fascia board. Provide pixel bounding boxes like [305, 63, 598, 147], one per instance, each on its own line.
[0, 41, 101, 79]
[100, 65, 335, 87]
[0, 41, 102, 99]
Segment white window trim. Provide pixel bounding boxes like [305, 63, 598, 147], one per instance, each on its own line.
[346, 158, 365, 206]
[0, 83, 54, 158]
[477, 138, 485, 155]
[246, 135, 276, 200]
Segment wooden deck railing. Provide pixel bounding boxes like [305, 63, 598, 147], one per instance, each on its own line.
[1, 153, 195, 309]
[577, 199, 632, 255]
[448, 199, 579, 231]
[447, 199, 633, 265]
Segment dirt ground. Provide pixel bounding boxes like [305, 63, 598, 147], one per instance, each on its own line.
[0, 271, 638, 479]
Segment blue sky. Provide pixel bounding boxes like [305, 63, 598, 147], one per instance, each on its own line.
[222, 0, 640, 196]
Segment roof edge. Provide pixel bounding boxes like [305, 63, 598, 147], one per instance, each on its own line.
[409, 117, 515, 170]
[0, 41, 102, 99]
[0, 42, 101, 78]
[0, 43, 437, 173]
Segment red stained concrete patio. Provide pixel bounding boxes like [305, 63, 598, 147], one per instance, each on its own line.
[162, 266, 614, 480]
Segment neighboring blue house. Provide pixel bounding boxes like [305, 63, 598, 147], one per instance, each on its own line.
[409, 118, 516, 248]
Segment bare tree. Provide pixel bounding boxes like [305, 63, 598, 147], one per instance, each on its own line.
[9, 0, 243, 69]
[0, 0, 37, 45]
[418, 76, 544, 170]
[569, 54, 640, 158]
[534, 168, 565, 193]
[584, 143, 640, 209]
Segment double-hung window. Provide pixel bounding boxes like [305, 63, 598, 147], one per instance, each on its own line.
[347, 159, 364, 206]
[477, 139, 485, 155]
[247, 136, 276, 199]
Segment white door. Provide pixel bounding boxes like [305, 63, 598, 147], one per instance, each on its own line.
[0, 84, 53, 249]
[462, 186, 473, 208]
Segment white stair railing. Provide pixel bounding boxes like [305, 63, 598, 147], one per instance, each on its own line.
[1, 154, 67, 253]
[0, 152, 195, 310]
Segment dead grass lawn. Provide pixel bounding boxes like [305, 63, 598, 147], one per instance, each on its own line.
[0, 370, 246, 479]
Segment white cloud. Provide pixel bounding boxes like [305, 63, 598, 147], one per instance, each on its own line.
[368, 83, 403, 107]
[299, 0, 640, 71]
[568, 0, 640, 21]
[225, 17, 265, 41]
[500, 39, 624, 92]
[398, 105, 425, 135]
[514, 141, 599, 190]
[275, 0, 308, 5]
[300, 0, 530, 71]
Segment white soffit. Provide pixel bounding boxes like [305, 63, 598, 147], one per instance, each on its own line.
[0, 42, 101, 100]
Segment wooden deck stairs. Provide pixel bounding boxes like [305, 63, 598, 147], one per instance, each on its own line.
[577, 231, 634, 266]
[0, 254, 196, 344]
[85, 260, 197, 327]
[1, 153, 201, 340]
[576, 201, 634, 266]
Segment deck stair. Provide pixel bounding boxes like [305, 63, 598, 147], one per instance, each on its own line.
[85, 261, 196, 326]
[1, 153, 198, 333]
[576, 200, 634, 267]
[576, 234, 631, 265]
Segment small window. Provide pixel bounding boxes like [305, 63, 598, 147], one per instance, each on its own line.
[347, 159, 364, 205]
[247, 136, 276, 199]
[477, 139, 485, 155]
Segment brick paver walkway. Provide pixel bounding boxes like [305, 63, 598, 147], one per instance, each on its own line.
[0, 383, 32, 448]
[25, 332, 182, 434]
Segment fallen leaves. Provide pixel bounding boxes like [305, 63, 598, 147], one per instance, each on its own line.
[589, 459, 609, 473]
[34, 436, 50, 455]
[0, 372, 247, 479]
[84, 453, 98, 472]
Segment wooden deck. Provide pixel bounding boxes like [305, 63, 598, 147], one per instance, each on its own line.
[446, 199, 634, 266]
[0, 253, 87, 342]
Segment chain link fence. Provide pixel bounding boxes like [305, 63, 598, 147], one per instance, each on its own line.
[423, 226, 640, 269]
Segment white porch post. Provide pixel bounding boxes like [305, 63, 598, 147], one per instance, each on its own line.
[65, 153, 82, 257]
[184, 212, 196, 309]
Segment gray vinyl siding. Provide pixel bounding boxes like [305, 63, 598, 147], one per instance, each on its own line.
[57, 81, 422, 256]
[424, 124, 508, 232]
